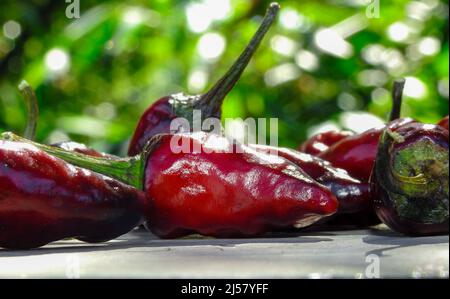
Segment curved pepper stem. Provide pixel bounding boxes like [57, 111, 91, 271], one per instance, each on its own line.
[1, 132, 145, 190]
[18, 80, 39, 140]
[194, 2, 280, 116]
[389, 78, 405, 122]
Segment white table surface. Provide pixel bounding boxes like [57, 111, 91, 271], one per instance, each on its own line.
[0, 225, 448, 279]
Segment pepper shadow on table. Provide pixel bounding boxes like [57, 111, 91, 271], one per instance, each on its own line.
[0, 230, 333, 258]
[363, 226, 449, 257]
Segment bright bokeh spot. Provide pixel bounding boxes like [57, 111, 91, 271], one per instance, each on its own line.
[188, 69, 208, 93]
[271, 35, 297, 57]
[122, 8, 144, 26]
[387, 22, 410, 42]
[264, 63, 300, 87]
[404, 76, 428, 99]
[340, 112, 384, 133]
[295, 50, 319, 72]
[337, 92, 358, 111]
[371, 88, 390, 105]
[418, 37, 440, 56]
[361, 44, 385, 65]
[3, 20, 21, 39]
[438, 78, 449, 98]
[45, 48, 70, 74]
[279, 8, 302, 30]
[186, 0, 230, 33]
[203, 0, 230, 21]
[357, 69, 388, 87]
[381, 49, 406, 75]
[314, 28, 353, 58]
[197, 32, 226, 61]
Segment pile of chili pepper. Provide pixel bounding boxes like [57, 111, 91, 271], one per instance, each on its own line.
[1, 3, 448, 250]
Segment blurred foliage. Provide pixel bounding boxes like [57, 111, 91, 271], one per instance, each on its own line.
[0, 0, 448, 154]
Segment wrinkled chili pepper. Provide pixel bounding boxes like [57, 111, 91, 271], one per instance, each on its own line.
[250, 144, 370, 214]
[6, 131, 339, 238]
[0, 140, 144, 249]
[318, 79, 416, 181]
[299, 130, 354, 156]
[128, 3, 279, 156]
[370, 122, 449, 236]
[437, 115, 449, 131]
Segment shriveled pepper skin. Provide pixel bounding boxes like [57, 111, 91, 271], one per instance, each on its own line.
[299, 130, 354, 156]
[438, 115, 449, 131]
[371, 123, 449, 236]
[0, 141, 144, 249]
[318, 118, 416, 181]
[250, 144, 370, 214]
[142, 132, 339, 238]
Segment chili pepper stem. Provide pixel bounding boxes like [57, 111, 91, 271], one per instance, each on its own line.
[1, 132, 145, 190]
[389, 78, 405, 122]
[18, 80, 39, 140]
[194, 2, 280, 116]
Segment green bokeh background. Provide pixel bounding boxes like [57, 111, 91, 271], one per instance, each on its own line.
[0, 0, 448, 155]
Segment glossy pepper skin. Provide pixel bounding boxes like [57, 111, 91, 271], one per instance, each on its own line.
[0, 140, 144, 249]
[438, 115, 449, 131]
[317, 79, 415, 182]
[10, 131, 339, 239]
[370, 123, 449, 236]
[143, 133, 339, 238]
[317, 118, 416, 181]
[299, 130, 354, 156]
[250, 144, 370, 214]
[128, 3, 279, 156]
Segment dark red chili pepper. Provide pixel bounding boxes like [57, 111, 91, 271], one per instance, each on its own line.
[7, 131, 339, 238]
[128, 3, 279, 156]
[250, 144, 370, 214]
[317, 79, 416, 181]
[299, 130, 354, 156]
[437, 115, 449, 131]
[370, 122, 449, 236]
[0, 140, 144, 249]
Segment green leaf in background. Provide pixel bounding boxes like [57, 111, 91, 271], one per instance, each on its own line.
[0, 0, 448, 153]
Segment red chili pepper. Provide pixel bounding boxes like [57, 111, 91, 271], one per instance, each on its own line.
[8, 131, 339, 238]
[317, 79, 416, 181]
[250, 144, 370, 214]
[370, 122, 449, 236]
[0, 140, 144, 249]
[299, 130, 354, 156]
[128, 3, 279, 156]
[437, 115, 449, 131]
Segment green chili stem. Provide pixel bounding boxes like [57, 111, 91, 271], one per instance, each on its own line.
[1, 132, 145, 190]
[195, 2, 280, 116]
[19, 80, 39, 140]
